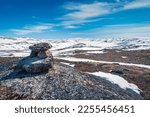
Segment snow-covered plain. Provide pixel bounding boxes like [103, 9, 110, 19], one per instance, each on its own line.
[0, 37, 150, 57]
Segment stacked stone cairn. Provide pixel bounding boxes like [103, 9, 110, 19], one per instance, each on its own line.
[15, 43, 54, 73]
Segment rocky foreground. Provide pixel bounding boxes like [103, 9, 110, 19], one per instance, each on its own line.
[0, 57, 143, 100]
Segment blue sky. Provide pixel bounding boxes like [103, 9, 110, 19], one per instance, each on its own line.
[0, 0, 150, 39]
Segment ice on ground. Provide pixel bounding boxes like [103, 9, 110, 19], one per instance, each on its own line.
[56, 57, 150, 69]
[60, 62, 74, 67]
[89, 71, 141, 94]
[85, 50, 104, 54]
[121, 56, 128, 59]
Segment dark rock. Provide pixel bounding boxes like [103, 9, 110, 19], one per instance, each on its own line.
[110, 67, 124, 75]
[29, 43, 52, 51]
[38, 50, 53, 59]
[30, 50, 39, 57]
[15, 43, 54, 73]
[16, 57, 53, 73]
[29, 43, 52, 57]
[110, 69, 124, 75]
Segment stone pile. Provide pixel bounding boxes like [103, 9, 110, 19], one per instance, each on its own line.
[15, 43, 54, 73]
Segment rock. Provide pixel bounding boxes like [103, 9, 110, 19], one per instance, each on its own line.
[29, 43, 52, 51]
[15, 43, 54, 73]
[30, 50, 39, 57]
[19, 57, 53, 73]
[0, 86, 10, 99]
[110, 67, 124, 75]
[38, 50, 53, 59]
[0, 85, 29, 99]
[0, 62, 144, 100]
[16, 56, 53, 73]
[110, 69, 124, 75]
[29, 43, 52, 57]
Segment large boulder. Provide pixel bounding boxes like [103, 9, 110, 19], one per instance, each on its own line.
[15, 43, 54, 73]
[16, 57, 53, 73]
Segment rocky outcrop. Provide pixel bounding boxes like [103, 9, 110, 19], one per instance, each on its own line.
[0, 60, 143, 100]
[15, 43, 53, 73]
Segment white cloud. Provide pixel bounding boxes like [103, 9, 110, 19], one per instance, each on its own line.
[60, 2, 115, 28]
[12, 0, 150, 34]
[11, 23, 54, 35]
[32, 16, 37, 19]
[70, 32, 85, 35]
[60, 18, 103, 28]
[60, 0, 150, 29]
[63, 2, 111, 19]
[124, 0, 150, 10]
[64, 25, 79, 29]
[89, 23, 150, 38]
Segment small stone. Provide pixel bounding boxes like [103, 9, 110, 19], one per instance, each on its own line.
[110, 67, 124, 75]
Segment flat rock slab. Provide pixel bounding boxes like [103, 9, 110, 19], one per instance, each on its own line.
[16, 57, 53, 73]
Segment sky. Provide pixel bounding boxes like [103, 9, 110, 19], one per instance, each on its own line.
[0, 0, 150, 39]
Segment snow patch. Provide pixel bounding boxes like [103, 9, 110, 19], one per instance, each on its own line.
[60, 62, 74, 67]
[86, 50, 104, 54]
[121, 56, 127, 59]
[89, 71, 141, 94]
[56, 57, 150, 69]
